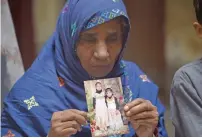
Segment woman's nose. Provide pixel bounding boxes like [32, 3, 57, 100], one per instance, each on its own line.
[94, 41, 109, 60]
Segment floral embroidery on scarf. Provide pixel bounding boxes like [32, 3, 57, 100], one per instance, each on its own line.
[139, 75, 150, 83]
[85, 9, 126, 30]
[112, 9, 120, 13]
[112, 0, 119, 2]
[58, 77, 65, 87]
[3, 130, 15, 137]
[98, 17, 105, 24]
[109, 12, 116, 19]
[24, 96, 39, 110]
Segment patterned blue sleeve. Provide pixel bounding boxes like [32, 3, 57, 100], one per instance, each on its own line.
[1, 110, 24, 137]
[1, 90, 50, 137]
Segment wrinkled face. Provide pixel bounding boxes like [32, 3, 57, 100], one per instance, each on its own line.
[193, 22, 202, 38]
[106, 89, 113, 97]
[95, 83, 102, 91]
[76, 18, 123, 78]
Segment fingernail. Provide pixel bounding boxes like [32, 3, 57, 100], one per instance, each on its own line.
[126, 111, 131, 116]
[124, 105, 129, 111]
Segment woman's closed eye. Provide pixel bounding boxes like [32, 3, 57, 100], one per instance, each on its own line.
[79, 33, 97, 44]
[106, 33, 119, 44]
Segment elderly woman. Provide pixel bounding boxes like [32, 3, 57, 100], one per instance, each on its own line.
[1, 0, 167, 137]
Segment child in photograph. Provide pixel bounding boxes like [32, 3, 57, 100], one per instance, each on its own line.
[93, 82, 109, 132]
[105, 88, 124, 132]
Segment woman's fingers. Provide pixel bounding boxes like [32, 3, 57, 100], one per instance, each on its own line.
[133, 118, 158, 125]
[128, 110, 159, 120]
[61, 128, 77, 137]
[60, 121, 81, 132]
[125, 99, 159, 137]
[61, 110, 87, 125]
[71, 109, 88, 120]
[125, 100, 154, 117]
[51, 111, 64, 123]
[124, 98, 144, 111]
[49, 109, 87, 137]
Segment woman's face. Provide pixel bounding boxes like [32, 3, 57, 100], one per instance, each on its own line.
[96, 83, 102, 91]
[76, 18, 123, 78]
[106, 89, 113, 97]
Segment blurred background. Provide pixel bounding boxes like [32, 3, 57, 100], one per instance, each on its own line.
[1, 0, 202, 136]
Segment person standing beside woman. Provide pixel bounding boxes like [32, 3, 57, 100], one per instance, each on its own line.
[170, 0, 202, 136]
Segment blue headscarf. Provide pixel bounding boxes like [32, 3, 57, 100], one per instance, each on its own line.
[55, 0, 130, 89]
[1, 0, 168, 137]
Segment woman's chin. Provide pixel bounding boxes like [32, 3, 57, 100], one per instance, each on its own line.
[89, 71, 110, 79]
[88, 67, 113, 79]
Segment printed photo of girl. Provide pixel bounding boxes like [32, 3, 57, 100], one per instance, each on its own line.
[105, 88, 124, 132]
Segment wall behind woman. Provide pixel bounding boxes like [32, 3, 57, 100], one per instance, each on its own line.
[33, 0, 65, 53]
[165, 0, 202, 98]
[123, 0, 166, 103]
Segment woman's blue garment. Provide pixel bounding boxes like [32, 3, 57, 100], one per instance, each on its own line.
[1, 0, 168, 137]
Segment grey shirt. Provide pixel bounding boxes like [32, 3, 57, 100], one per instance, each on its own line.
[170, 58, 202, 137]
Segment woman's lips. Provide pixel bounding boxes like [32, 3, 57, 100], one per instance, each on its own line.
[92, 64, 110, 68]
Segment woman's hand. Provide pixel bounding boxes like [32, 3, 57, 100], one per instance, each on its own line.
[48, 109, 87, 137]
[124, 98, 158, 137]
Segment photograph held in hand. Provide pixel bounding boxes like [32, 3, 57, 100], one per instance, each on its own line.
[84, 77, 129, 137]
